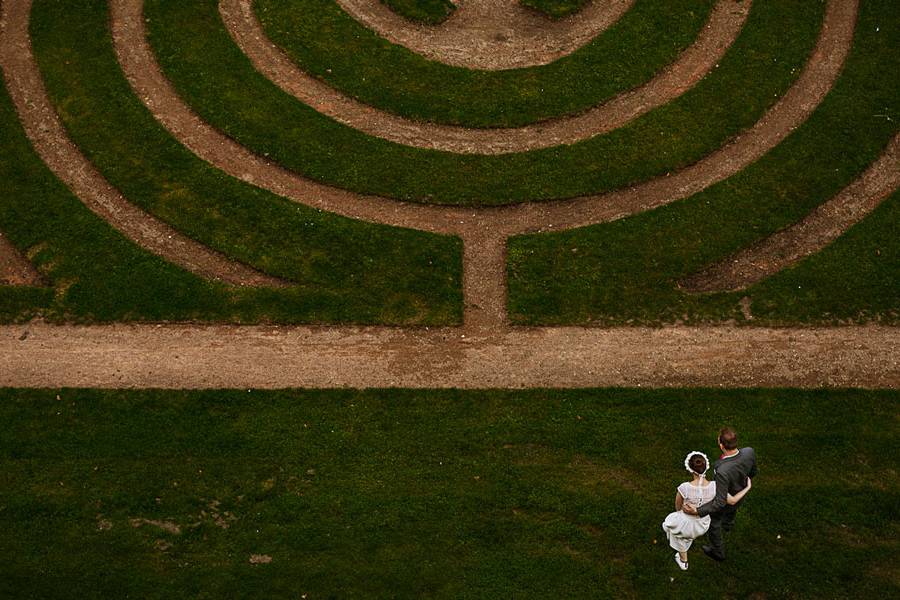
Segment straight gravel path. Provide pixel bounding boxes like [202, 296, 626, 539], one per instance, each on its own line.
[2, 322, 897, 389]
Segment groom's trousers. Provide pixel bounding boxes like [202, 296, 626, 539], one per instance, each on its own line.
[707, 505, 738, 558]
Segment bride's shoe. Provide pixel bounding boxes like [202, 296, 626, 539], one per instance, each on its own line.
[674, 552, 688, 570]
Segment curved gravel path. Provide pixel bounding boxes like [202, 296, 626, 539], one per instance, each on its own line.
[333, 0, 636, 70]
[0, 231, 44, 286]
[224, 0, 749, 154]
[111, 0, 856, 326]
[115, 0, 855, 234]
[0, 0, 286, 288]
[2, 322, 897, 388]
[681, 134, 900, 292]
[0, 0, 895, 389]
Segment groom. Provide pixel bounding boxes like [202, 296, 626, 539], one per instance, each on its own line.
[683, 426, 757, 561]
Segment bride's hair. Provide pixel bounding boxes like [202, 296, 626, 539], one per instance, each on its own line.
[689, 454, 707, 475]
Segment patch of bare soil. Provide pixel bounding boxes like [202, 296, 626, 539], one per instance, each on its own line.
[0, 0, 286, 288]
[249, 554, 272, 564]
[335, 0, 636, 70]
[680, 134, 900, 292]
[129, 517, 182, 535]
[0, 231, 45, 286]
[223, 0, 749, 154]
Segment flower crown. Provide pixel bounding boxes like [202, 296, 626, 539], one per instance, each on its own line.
[684, 451, 710, 477]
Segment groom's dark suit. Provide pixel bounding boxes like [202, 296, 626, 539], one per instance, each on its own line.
[696, 447, 758, 559]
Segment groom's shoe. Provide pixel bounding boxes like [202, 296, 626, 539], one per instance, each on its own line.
[702, 545, 725, 562]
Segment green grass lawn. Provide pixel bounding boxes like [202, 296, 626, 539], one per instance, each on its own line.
[381, 0, 456, 24]
[17, 0, 462, 326]
[1, 388, 897, 598]
[521, 0, 591, 19]
[151, 0, 821, 204]
[256, 0, 713, 127]
[0, 73, 460, 325]
[507, 0, 899, 326]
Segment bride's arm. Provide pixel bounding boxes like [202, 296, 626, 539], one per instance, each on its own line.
[726, 477, 752, 505]
[675, 491, 685, 511]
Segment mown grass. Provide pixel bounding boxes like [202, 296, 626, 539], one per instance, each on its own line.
[256, 0, 713, 127]
[1, 388, 897, 598]
[0, 285, 51, 323]
[507, 0, 899, 326]
[18, 0, 461, 326]
[382, 0, 456, 24]
[149, 0, 823, 205]
[522, 0, 591, 19]
[0, 73, 459, 325]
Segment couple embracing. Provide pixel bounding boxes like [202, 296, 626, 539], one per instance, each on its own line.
[662, 427, 758, 570]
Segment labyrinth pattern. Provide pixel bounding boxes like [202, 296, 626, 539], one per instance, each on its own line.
[0, 0, 898, 387]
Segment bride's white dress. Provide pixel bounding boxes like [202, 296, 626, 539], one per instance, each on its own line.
[662, 479, 716, 552]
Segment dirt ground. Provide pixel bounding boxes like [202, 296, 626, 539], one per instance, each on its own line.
[2, 322, 897, 388]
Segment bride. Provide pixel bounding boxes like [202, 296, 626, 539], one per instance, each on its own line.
[662, 451, 751, 570]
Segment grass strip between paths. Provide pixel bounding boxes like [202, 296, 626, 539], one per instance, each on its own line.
[1, 388, 898, 598]
[508, 0, 899, 326]
[255, 0, 712, 127]
[22, 0, 462, 326]
[0, 73, 459, 324]
[381, 0, 456, 24]
[147, 0, 822, 205]
[522, 0, 592, 20]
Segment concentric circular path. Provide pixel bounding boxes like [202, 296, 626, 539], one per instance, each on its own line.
[110, 0, 860, 327]
[0, 0, 896, 389]
[0, 0, 285, 287]
[225, 0, 749, 154]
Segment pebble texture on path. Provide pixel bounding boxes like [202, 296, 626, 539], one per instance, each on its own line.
[334, 0, 636, 70]
[2, 323, 898, 389]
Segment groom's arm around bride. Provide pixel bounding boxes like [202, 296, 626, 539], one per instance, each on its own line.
[683, 427, 758, 561]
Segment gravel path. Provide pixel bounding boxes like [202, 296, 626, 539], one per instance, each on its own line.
[2, 0, 895, 391]
[224, 0, 749, 154]
[333, 0, 636, 70]
[2, 322, 897, 388]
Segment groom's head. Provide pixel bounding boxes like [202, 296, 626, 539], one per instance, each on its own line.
[718, 427, 738, 452]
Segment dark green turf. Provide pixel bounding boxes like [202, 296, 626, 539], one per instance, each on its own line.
[150, 0, 822, 205]
[1, 388, 897, 598]
[0, 284, 51, 323]
[255, 0, 713, 127]
[19, 0, 461, 326]
[507, 0, 900, 325]
[382, 0, 456, 24]
[522, 0, 591, 19]
[0, 72, 460, 325]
